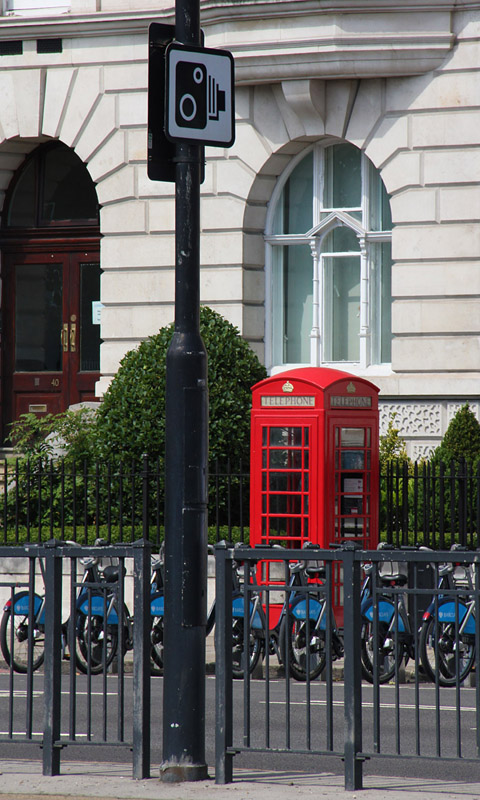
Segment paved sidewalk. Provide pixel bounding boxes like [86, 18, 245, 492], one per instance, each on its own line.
[0, 760, 479, 800]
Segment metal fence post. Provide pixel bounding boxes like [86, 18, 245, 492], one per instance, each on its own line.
[342, 545, 363, 791]
[42, 541, 63, 776]
[215, 543, 233, 784]
[132, 538, 152, 779]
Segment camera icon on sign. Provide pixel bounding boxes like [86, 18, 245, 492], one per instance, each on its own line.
[175, 61, 226, 130]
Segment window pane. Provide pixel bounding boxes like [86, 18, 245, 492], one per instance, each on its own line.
[371, 241, 392, 363]
[325, 255, 360, 361]
[80, 262, 101, 371]
[323, 226, 360, 253]
[283, 244, 312, 363]
[273, 151, 313, 234]
[380, 243, 392, 362]
[369, 161, 392, 231]
[41, 145, 98, 223]
[15, 263, 62, 371]
[324, 143, 361, 209]
[7, 158, 36, 227]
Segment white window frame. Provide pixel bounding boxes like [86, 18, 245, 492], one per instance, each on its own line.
[264, 142, 392, 374]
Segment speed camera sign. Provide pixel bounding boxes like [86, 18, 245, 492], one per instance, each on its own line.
[166, 43, 235, 147]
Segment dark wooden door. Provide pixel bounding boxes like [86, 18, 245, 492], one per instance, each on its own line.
[3, 247, 100, 429]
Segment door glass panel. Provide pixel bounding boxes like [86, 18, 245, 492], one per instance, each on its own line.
[80, 262, 101, 371]
[15, 263, 62, 371]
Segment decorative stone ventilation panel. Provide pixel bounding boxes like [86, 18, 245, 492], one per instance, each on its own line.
[379, 403, 442, 437]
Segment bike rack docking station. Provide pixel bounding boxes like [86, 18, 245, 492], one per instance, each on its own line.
[249, 367, 380, 624]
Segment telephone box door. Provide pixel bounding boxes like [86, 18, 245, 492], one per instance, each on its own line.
[251, 418, 319, 550]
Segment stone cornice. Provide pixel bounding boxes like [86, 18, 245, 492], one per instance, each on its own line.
[0, 0, 470, 81]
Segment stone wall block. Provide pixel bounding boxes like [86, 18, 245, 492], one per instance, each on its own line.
[88, 129, 127, 183]
[365, 115, 409, 170]
[215, 157, 256, 201]
[201, 267, 243, 302]
[392, 298, 480, 334]
[13, 70, 41, 138]
[104, 62, 147, 93]
[101, 305, 173, 339]
[75, 94, 117, 163]
[200, 231, 243, 266]
[127, 129, 147, 163]
[95, 165, 136, 206]
[345, 79, 383, 149]
[148, 199, 175, 234]
[386, 70, 479, 114]
[393, 223, 480, 261]
[392, 336, 480, 372]
[58, 67, 102, 147]
[424, 149, 480, 186]
[118, 92, 147, 128]
[0, 73, 19, 139]
[201, 195, 245, 231]
[101, 233, 174, 268]
[411, 110, 480, 149]
[392, 262, 480, 297]
[390, 188, 437, 225]
[438, 186, 480, 222]
[101, 268, 174, 303]
[228, 122, 274, 175]
[243, 268, 265, 304]
[100, 200, 147, 234]
[381, 151, 421, 195]
[324, 80, 358, 139]
[42, 68, 76, 139]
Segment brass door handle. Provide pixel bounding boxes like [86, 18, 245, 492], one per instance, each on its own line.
[69, 322, 76, 353]
[62, 324, 69, 352]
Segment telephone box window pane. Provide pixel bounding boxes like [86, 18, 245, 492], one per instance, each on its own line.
[268, 472, 302, 492]
[269, 450, 304, 469]
[15, 263, 62, 371]
[269, 427, 303, 447]
[341, 451, 364, 470]
[269, 495, 303, 514]
[341, 428, 365, 446]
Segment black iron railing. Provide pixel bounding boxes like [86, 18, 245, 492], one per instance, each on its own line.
[2, 457, 479, 548]
[0, 540, 151, 777]
[214, 545, 480, 791]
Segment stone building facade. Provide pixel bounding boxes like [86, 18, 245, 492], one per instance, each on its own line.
[0, 0, 478, 458]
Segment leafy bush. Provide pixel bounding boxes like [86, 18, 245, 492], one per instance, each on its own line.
[432, 404, 480, 467]
[95, 306, 266, 466]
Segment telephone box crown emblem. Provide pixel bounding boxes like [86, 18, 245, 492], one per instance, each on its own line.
[282, 381, 294, 393]
[347, 382, 356, 394]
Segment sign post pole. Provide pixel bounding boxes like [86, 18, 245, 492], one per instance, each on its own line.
[160, 0, 209, 782]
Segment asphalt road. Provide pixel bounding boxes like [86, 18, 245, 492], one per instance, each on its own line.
[0, 672, 479, 784]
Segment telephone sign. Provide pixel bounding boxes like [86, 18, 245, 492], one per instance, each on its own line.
[166, 43, 235, 147]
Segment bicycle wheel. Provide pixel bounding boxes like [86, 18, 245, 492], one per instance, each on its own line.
[0, 608, 45, 673]
[74, 610, 118, 674]
[419, 615, 475, 687]
[279, 615, 326, 681]
[231, 617, 262, 679]
[360, 620, 404, 684]
[150, 615, 164, 673]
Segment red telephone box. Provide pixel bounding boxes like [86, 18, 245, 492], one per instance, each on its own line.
[250, 367, 379, 620]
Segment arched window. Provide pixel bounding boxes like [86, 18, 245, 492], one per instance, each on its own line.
[265, 142, 392, 370]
